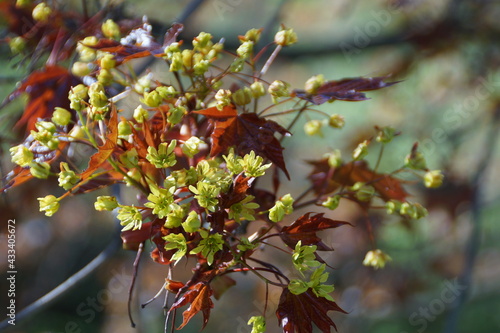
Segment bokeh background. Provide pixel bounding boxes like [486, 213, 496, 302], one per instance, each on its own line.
[1, 0, 500, 332]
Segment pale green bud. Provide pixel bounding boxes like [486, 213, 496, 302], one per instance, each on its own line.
[71, 62, 93, 77]
[89, 82, 108, 108]
[250, 81, 266, 98]
[322, 195, 340, 210]
[232, 87, 252, 105]
[243, 28, 262, 43]
[325, 149, 342, 168]
[274, 26, 298, 46]
[52, 107, 72, 126]
[304, 120, 323, 136]
[9, 36, 26, 54]
[133, 106, 149, 123]
[100, 53, 116, 69]
[58, 162, 79, 190]
[328, 114, 345, 129]
[142, 90, 162, 107]
[215, 89, 232, 111]
[69, 84, 88, 111]
[118, 119, 132, 138]
[237, 41, 254, 59]
[304, 74, 325, 94]
[135, 73, 152, 93]
[169, 52, 183, 72]
[97, 69, 113, 86]
[268, 80, 290, 103]
[94, 196, 118, 211]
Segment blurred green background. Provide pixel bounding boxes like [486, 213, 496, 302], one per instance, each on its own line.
[1, 0, 500, 332]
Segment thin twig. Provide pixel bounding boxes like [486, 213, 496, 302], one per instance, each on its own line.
[127, 242, 144, 328]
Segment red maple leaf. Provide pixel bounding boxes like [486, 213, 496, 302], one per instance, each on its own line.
[170, 282, 214, 330]
[293, 76, 400, 105]
[5, 65, 80, 132]
[193, 106, 290, 178]
[308, 160, 408, 202]
[280, 213, 350, 251]
[79, 106, 118, 180]
[276, 288, 347, 333]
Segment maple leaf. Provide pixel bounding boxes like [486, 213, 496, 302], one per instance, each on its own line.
[280, 213, 350, 251]
[293, 76, 400, 105]
[4, 66, 80, 132]
[276, 288, 347, 333]
[79, 106, 118, 180]
[308, 160, 408, 202]
[219, 173, 254, 208]
[193, 106, 290, 178]
[170, 282, 214, 330]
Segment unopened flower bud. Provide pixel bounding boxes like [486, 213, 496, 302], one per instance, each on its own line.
[95, 196, 118, 211]
[182, 49, 193, 68]
[325, 149, 342, 168]
[322, 195, 340, 210]
[142, 90, 162, 107]
[268, 80, 289, 103]
[304, 74, 325, 94]
[304, 120, 323, 136]
[102, 19, 120, 40]
[133, 105, 149, 123]
[424, 170, 443, 188]
[89, 82, 108, 108]
[385, 200, 401, 214]
[274, 26, 298, 46]
[100, 53, 116, 69]
[32, 2, 51, 22]
[52, 107, 72, 126]
[250, 81, 266, 98]
[193, 32, 213, 51]
[169, 52, 183, 72]
[232, 87, 252, 105]
[157, 86, 177, 99]
[352, 183, 375, 201]
[328, 114, 345, 129]
[16, 0, 31, 8]
[69, 84, 88, 111]
[243, 28, 262, 43]
[71, 61, 93, 77]
[118, 119, 132, 138]
[9, 36, 26, 54]
[97, 68, 113, 86]
[237, 41, 254, 59]
[411, 203, 428, 219]
[135, 73, 152, 93]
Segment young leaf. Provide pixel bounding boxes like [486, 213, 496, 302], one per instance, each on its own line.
[276, 287, 347, 333]
[293, 76, 400, 105]
[280, 213, 350, 251]
[194, 106, 290, 178]
[308, 160, 408, 202]
[170, 282, 214, 330]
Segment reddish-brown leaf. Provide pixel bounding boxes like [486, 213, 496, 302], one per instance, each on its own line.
[193, 106, 290, 178]
[276, 288, 347, 333]
[309, 160, 408, 202]
[79, 106, 118, 180]
[171, 282, 214, 330]
[280, 213, 350, 251]
[6, 66, 80, 132]
[293, 76, 400, 105]
[219, 173, 254, 208]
